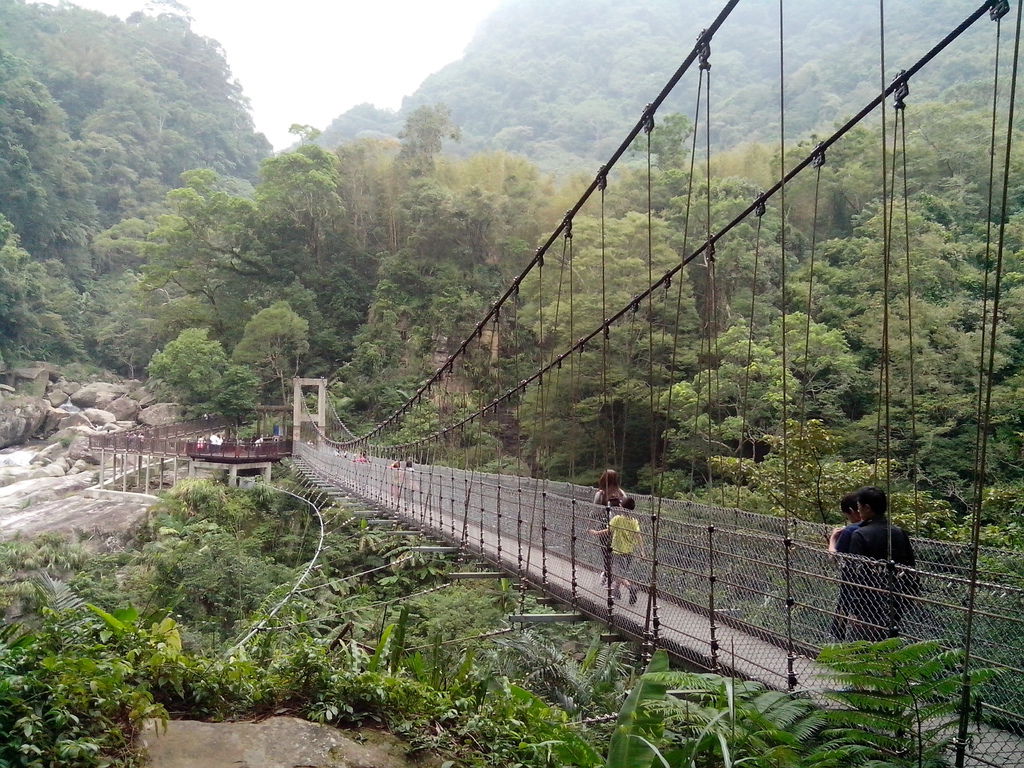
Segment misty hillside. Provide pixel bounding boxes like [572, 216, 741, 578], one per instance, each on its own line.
[318, 0, 999, 172]
[0, 0, 270, 270]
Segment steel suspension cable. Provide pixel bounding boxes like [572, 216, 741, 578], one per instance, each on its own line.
[778, 0, 798, 692]
[350, 4, 741, 448]
[898, 95, 921, 527]
[567, 226, 581, 606]
[600, 169, 610, 472]
[973, 3, 1008, 509]
[377, 0, 996, 456]
[958, 2, 1018, 764]
[700, 55, 722, 500]
[642, 107, 658, 653]
[874, 0, 894, 496]
[645, 59, 708, 649]
[738, 208, 766, 507]
[687, 68, 708, 490]
[654, 61, 705, 496]
[229, 484, 326, 652]
[798, 151, 825, 428]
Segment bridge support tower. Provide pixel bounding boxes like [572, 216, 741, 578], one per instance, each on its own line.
[292, 377, 327, 444]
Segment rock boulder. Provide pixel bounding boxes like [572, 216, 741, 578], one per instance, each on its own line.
[58, 412, 94, 431]
[41, 407, 68, 435]
[11, 364, 56, 397]
[106, 396, 140, 422]
[139, 403, 182, 426]
[83, 408, 116, 427]
[70, 382, 129, 410]
[139, 717, 439, 768]
[45, 390, 69, 408]
[132, 386, 157, 408]
[30, 442, 65, 464]
[0, 398, 49, 449]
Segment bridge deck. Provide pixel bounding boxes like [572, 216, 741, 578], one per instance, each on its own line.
[291, 446, 1024, 767]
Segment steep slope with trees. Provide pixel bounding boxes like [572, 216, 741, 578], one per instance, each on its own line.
[0, 0, 269, 367]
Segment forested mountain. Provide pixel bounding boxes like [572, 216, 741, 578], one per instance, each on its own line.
[4, 0, 1024, 546]
[0, 0, 270, 364]
[318, 0, 999, 171]
[6, 2, 1024, 763]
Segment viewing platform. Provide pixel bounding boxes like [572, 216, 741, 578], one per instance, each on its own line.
[184, 438, 292, 463]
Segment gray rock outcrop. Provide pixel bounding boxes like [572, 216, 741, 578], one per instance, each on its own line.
[42, 407, 67, 435]
[105, 396, 140, 421]
[139, 717, 440, 768]
[139, 403, 182, 426]
[58, 412, 93, 431]
[82, 408, 116, 426]
[0, 398, 49, 449]
[70, 382, 129, 410]
[46, 390, 69, 408]
[9, 363, 58, 397]
[64, 434, 99, 465]
[0, 471, 95, 511]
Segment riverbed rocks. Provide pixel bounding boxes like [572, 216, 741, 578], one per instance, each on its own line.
[106, 396, 140, 421]
[0, 398, 50, 450]
[0, 367, 171, 543]
[45, 390, 69, 408]
[82, 407, 117, 426]
[0, 365, 167, 448]
[0, 471, 95, 510]
[139, 402, 181, 426]
[70, 382, 130, 410]
[10, 363, 57, 397]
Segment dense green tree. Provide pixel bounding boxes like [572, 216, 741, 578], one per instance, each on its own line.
[210, 365, 260, 428]
[87, 272, 159, 377]
[147, 327, 229, 411]
[142, 169, 257, 342]
[0, 51, 95, 266]
[397, 104, 461, 176]
[232, 301, 310, 404]
[0, 215, 79, 363]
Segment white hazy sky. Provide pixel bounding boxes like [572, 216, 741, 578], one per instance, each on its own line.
[46, 0, 504, 149]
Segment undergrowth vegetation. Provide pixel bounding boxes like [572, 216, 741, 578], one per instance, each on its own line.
[0, 478, 1000, 767]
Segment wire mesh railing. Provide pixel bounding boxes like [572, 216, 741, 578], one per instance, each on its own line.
[294, 433, 1024, 767]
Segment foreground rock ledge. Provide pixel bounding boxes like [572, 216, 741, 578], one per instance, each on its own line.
[140, 717, 442, 768]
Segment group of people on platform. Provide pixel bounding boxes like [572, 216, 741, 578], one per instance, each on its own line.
[194, 432, 224, 448]
[588, 468, 918, 642]
[193, 433, 282, 450]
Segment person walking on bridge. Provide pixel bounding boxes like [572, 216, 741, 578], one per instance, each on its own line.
[592, 469, 628, 585]
[607, 499, 642, 604]
[590, 493, 641, 604]
[847, 486, 917, 640]
[828, 491, 861, 640]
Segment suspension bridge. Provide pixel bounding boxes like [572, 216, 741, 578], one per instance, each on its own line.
[90, 0, 1024, 765]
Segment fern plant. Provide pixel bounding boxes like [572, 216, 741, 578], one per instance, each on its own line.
[814, 639, 997, 768]
[487, 628, 635, 717]
[641, 670, 826, 767]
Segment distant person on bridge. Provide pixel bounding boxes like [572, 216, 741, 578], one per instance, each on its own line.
[828, 491, 861, 640]
[590, 497, 641, 604]
[389, 459, 405, 501]
[592, 469, 629, 586]
[847, 486, 917, 641]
